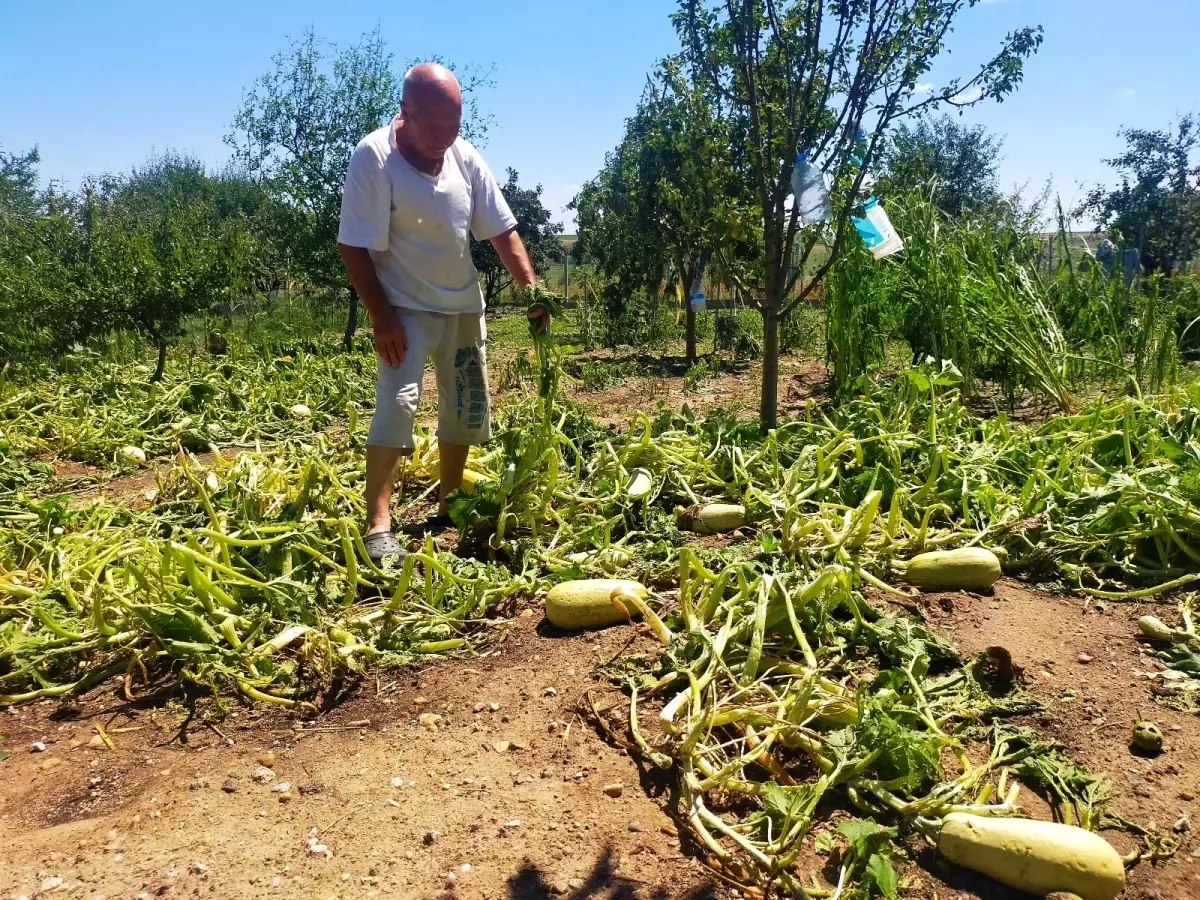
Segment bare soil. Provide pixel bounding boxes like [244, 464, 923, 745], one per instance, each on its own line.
[3, 583, 1199, 900]
[564, 357, 829, 430]
[909, 580, 1200, 899]
[0, 618, 718, 900]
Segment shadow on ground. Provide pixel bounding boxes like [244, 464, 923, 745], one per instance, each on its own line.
[565, 353, 750, 380]
[507, 847, 719, 900]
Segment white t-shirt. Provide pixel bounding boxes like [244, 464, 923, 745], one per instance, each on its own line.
[337, 120, 517, 314]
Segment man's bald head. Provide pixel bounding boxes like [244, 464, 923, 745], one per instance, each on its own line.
[398, 62, 464, 162]
[403, 63, 463, 113]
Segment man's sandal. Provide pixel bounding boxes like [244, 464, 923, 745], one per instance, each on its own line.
[364, 530, 408, 566]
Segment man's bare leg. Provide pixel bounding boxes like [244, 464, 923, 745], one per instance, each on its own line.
[365, 444, 406, 535]
[438, 440, 470, 515]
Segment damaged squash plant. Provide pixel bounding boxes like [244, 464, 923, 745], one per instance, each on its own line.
[602, 550, 1158, 899]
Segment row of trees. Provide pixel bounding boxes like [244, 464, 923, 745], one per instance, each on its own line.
[570, 3, 1199, 428]
[1, 27, 563, 371]
[0, 150, 267, 373]
[572, 0, 1045, 429]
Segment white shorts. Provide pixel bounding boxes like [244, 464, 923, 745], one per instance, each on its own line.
[367, 308, 491, 450]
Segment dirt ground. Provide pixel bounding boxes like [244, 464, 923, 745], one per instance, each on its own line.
[0, 617, 717, 900]
[916, 583, 1200, 900]
[3, 582, 1199, 900]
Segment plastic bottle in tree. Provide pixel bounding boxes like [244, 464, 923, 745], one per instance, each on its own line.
[791, 152, 832, 226]
[852, 197, 904, 259]
[849, 132, 903, 259]
[688, 263, 706, 314]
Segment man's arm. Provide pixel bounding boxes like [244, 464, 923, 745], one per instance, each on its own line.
[489, 228, 536, 288]
[339, 243, 407, 367]
[489, 228, 549, 333]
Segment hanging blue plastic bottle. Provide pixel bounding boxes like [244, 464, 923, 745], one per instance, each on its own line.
[851, 197, 902, 259]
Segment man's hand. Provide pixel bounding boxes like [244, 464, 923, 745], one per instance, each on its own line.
[339, 244, 405, 363]
[373, 309, 408, 368]
[521, 283, 563, 339]
[527, 307, 550, 335]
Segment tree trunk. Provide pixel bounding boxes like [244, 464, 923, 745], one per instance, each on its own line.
[343, 285, 359, 352]
[646, 283, 661, 342]
[683, 257, 707, 364]
[760, 305, 780, 432]
[153, 338, 168, 383]
[685, 283, 697, 363]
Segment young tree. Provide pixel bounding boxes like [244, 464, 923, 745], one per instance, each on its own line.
[647, 59, 757, 361]
[0, 159, 135, 363]
[571, 133, 674, 348]
[573, 68, 756, 357]
[1080, 114, 1200, 274]
[0, 203, 98, 361]
[228, 27, 493, 349]
[877, 113, 1004, 218]
[98, 155, 257, 380]
[675, 0, 1042, 430]
[471, 168, 564, 305]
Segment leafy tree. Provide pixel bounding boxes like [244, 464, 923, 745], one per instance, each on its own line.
[573, 66, 757, 356]
[228, 27, 493, 349]
[0, 148, 263, 367]
[206, 165, 294, 295]
[648, 58, 758, 361]
[877, 114, 1004, 218]
[471, 168, 564, 305]
[674, 0, 1043, 430]
[96, 155, 258, 380]
[0, 145, 41, 214]
[0, 205, 95, 361]
[1080, 114, 1200, 275]
[0, 148, 124, 363]
[571, 128, 674, 348]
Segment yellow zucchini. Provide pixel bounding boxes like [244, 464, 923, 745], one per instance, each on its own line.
[903, 547, 1001, 591]
[938, 813, 1125, 900]
[458, 468, 492, 493]
[677, 503, 747, 535]
[544, 578, 648, 631]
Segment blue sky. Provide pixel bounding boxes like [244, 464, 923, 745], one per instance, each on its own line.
[2, 0, 1197, 229]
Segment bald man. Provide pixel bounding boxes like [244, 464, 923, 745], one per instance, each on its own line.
[338, 62, 547, 563]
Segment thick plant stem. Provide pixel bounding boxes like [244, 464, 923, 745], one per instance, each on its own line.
[686, 295, 697, 363]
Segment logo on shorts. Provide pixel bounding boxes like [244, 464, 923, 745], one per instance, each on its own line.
[454, 346, 487, 431]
